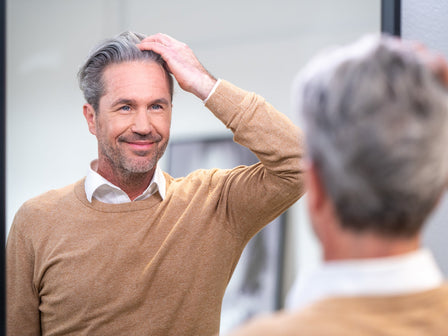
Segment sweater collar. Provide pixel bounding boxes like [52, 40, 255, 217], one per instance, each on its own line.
[84, 160, 166, 203]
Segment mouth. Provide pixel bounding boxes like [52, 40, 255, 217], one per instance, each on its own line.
[125, 141, 156, 152]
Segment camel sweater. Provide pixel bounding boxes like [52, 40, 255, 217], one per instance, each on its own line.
[7, 80, 304, 336]
[227, 284, 448, 336]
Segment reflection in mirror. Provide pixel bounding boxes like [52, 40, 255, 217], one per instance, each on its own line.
[6, 0, 380, 333]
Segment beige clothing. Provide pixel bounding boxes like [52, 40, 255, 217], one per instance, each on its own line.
[227, 284, 448, 336]
[7, 80, 304, 336]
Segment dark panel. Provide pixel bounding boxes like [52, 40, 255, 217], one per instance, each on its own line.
[0, 0, 6, 334]
[381, 0, 401, 36]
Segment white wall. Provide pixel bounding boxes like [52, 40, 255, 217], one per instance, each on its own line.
[401, 0, 448, 276]
[6, 0, 381, 314]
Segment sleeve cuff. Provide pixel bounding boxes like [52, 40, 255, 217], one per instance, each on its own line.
[203, 78, 222, 104]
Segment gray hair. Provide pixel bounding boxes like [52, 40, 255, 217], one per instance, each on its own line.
[295, 35, 448, 237]
[78, 31, 174, 112]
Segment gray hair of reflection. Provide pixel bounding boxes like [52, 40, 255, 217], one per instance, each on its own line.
[78, 31, 174, 112]
[294, 34, 448, 237]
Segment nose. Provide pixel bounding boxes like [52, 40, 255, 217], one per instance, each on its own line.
[131, 110, 153, 135]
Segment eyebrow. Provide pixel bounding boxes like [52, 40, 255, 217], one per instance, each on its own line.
[150, 98, 171, 106]
[111, 97, 171, 108]
[111, 98, 135, 108]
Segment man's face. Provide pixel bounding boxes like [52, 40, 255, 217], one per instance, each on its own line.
[84, 61, 172, 180]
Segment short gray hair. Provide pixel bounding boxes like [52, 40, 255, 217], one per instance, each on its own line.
[78, 31, 173, 112]
[295, 35, 448, 237]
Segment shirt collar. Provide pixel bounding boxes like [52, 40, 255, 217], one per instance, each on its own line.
[286, 248, 444, 311]
[84, 160, 166, 204]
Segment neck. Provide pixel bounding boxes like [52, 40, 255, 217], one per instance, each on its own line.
[324, 229, 421, 261]
[95, 162, 155, 201]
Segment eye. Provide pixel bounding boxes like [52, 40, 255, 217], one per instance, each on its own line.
[151, 104, 163, 111]
[120, 105, 131, 112]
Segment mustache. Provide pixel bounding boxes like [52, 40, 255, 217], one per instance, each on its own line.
[118, 133, 162, 143]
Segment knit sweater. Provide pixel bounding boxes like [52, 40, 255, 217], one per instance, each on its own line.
[7, 80, 304, 336]
[226, 284, 448, 336]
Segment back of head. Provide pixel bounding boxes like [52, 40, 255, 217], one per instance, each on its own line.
[78, 31, 173, 112]
[295, 35, 448, 237]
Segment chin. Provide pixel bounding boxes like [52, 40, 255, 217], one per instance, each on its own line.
[122, 158, 157, 174]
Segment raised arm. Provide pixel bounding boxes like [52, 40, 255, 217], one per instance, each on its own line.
[140, 33, 305, 238]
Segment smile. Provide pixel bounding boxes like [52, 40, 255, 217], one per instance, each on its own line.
[125, 141, 156, 151]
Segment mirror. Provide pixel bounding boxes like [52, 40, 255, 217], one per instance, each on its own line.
[6, 0, 381, 332]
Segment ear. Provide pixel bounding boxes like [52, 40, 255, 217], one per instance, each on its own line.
[306, 161, 327, 216]
[305, 161, 335, 244]
[83, 104, 97, 136]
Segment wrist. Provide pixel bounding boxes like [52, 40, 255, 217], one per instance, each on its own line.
[195, 74, 217, 101]
[203, 79, 221, 104]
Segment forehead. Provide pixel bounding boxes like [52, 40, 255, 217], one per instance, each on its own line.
[101, 61, 171, 98]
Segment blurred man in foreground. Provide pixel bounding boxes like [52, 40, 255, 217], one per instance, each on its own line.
[227, 35, 448, 336]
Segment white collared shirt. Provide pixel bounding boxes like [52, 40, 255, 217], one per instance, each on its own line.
[286, 248, 444, 311]
[84, 160, 166, 204]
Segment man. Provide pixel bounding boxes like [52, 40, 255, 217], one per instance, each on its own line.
[6, 32, 304, 335]
[226, 35, 448, 336]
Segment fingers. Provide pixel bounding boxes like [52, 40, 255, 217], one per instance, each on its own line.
[137, 40, 170, 61]
[407, 40, 448, 87]
[138, 33, 181, 51]
[137, 36, 168, 54]
[428, 53, 448, 87]
[137, 41, 166, 54]
[136, 33, 186, 71]
[135, 33, 217, 100]
[141, 33, 175, 45]
[137, 34, 179, 74]
[419, 51, 448, 87]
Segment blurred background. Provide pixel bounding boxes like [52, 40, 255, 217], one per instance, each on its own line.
[5, 0, 448, 333]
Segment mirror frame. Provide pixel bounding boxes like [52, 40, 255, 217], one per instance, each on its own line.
[0, 1, 401, 334]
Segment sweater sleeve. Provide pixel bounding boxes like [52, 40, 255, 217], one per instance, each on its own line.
[7, 206, 41, 336]
[204, 80, 305, 239]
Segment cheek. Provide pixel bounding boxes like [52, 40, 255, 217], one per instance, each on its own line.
[153, 115, 172, 138]
[161, 121, 171, 138]
[98, 117, 132, 139]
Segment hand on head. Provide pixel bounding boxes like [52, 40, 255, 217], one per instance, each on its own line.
[424, 52, 448, 87]
[137, 33, 217, 100]
[408, 40, 448, 87]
